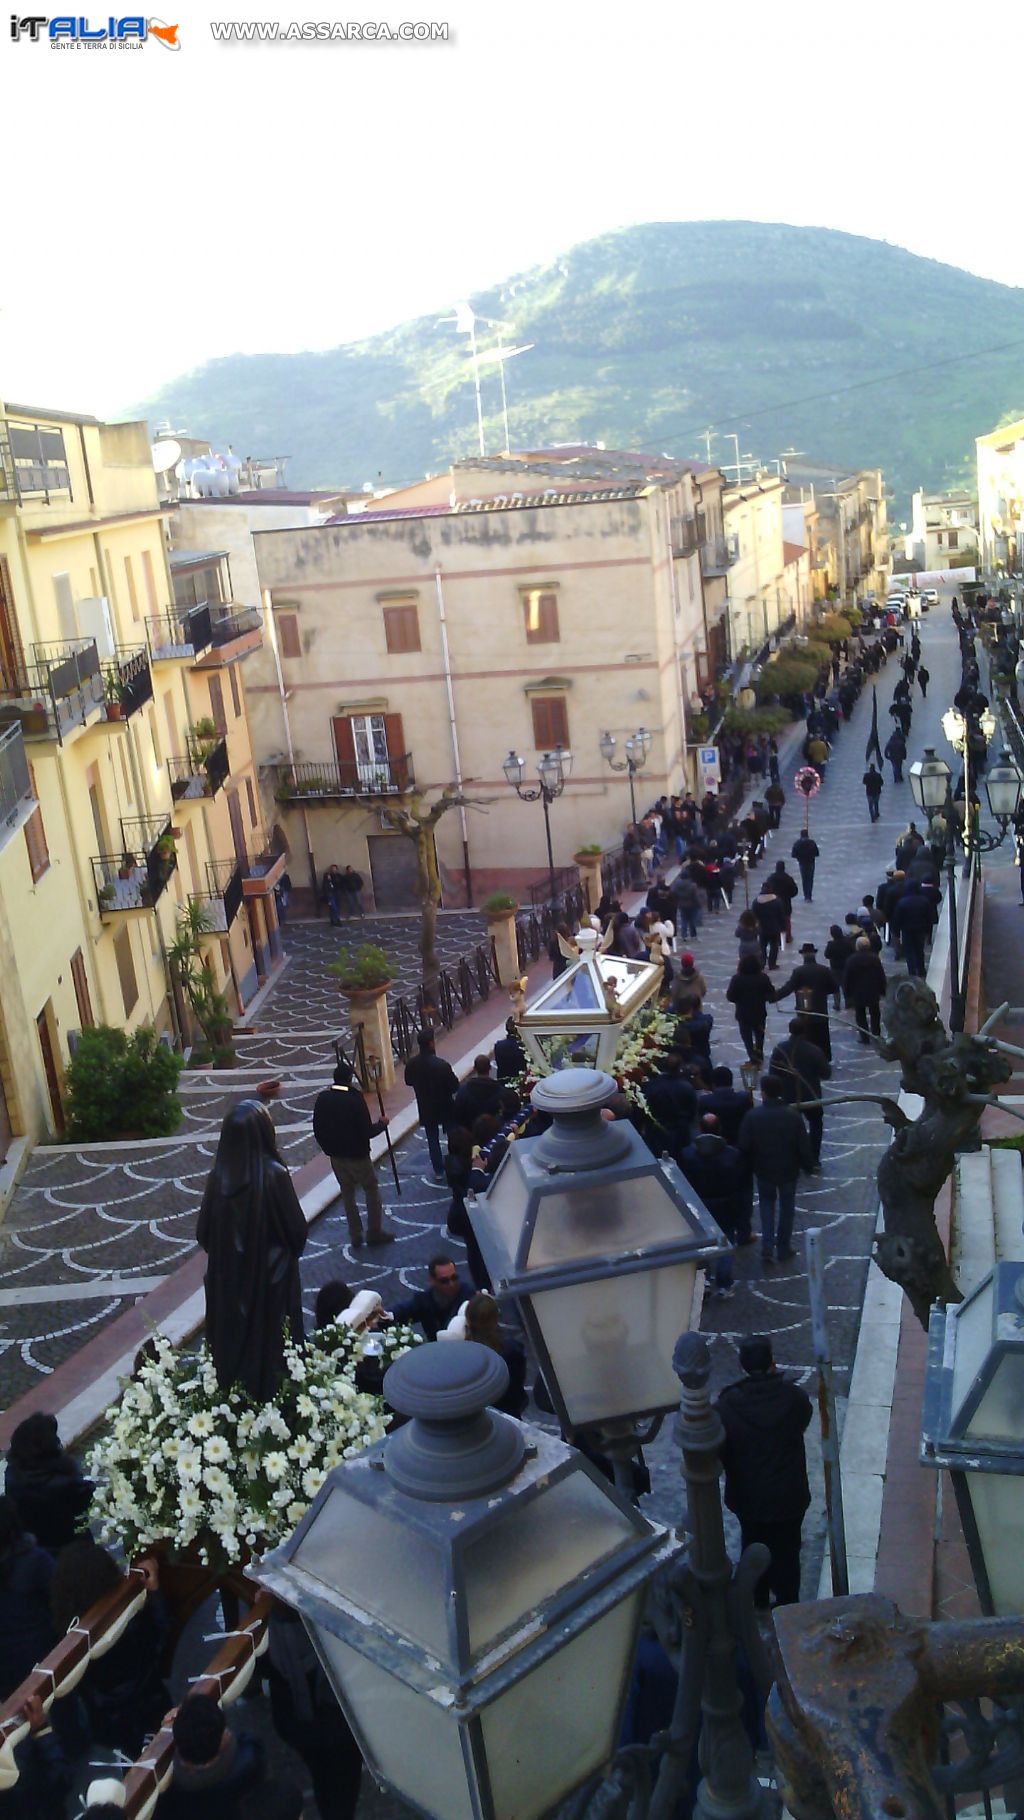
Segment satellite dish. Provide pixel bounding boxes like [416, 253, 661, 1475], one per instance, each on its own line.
[151, 439, 182, 474]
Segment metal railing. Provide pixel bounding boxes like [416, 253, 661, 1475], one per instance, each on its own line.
[0, 722, 31, 831]
[599, 845, 633, 898]
[527, 865, 579, 908]
[168, 736, 229, 802]
[274, 754, 416, 798]
[112, 644, 153, 718]
[670, 515, 699, 558]
[1, 637, 105, 741]
[146, 603, 214, 661]
[194, 861, 243, 931]
[210, 603, 262, 648]
[701, 536, 735, 575]
[386, 940, 499, 1062]
[92, 816, 176, 913]
[515, 883, 586, 970]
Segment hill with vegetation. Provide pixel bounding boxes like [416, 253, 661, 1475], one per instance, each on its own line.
[132, 221, 1024, 511]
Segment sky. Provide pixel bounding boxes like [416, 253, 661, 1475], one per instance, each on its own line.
[2, 0, 1021, 416]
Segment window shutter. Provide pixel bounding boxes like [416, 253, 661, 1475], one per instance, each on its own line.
[333, 716, 356, 788]
[383, 713, 407, 788]
[24, 763, 49, 883]
[383, 604, 420, 653]
[208, 674, 226, 734]
[531, 696, 569, 750]
[278, 614, 301, 659]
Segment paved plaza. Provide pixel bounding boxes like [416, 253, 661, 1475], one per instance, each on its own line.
[0, 602, 963, 1601]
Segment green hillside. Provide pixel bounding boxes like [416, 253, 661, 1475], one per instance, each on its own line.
[131, 222, 1024, 511]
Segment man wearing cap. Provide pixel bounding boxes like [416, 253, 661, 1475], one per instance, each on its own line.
[773, 942, 840, 1061]
[312, 1060, 395, 1248]
[717, 1335, 813, 1608]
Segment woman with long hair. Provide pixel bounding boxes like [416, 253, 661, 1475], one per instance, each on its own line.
[464, 1293, 527, 1417]
[197, 1099, 307, 1401]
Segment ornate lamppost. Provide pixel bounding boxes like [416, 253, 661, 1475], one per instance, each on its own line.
[599, 727, 651, 830]
[503, 743, 573, 906]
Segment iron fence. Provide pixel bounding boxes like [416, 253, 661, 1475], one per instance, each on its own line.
[515, 883, 586, 971]
[0, 723, 31, 831]
[526, 866, 579, 908]
[385, 939, 499, 1062]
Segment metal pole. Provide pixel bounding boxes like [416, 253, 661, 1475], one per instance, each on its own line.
[628, 761, 638, 829]
[542, 787, 556, 905]
[946, 797, 963, 1034]
[804, 1228, 849, 1597]
[648, 1335, 773, 1820]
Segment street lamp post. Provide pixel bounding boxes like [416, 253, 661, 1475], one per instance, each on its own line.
[503, 743, 573, 905]
[599, 726, 651, 829]
[909, 747, 964, 1032]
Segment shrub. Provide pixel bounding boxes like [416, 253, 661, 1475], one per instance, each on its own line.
[576, 844, 604, 855]
[721, 706, 793, 736]
[688, 713, 710, 741]
[755, 658, 818, 702]
[328, 942, 394, 989]
[65, 1026, 183, 1141]
[817, 613, 853, 642]
[480, 889, 519, 913]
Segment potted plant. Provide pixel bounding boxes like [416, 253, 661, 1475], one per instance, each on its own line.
[480, 889, 519, 918]
[154, 834, 177, 862]
[104, 667, 125, 721]
[98, 882, 116, 909]
[328, 942, 394, 1000]
[573, 843, 603, 862]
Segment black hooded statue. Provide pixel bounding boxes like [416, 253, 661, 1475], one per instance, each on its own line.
[197, 1099, 307, 1401]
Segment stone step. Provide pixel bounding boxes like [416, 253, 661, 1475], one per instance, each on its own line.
[953, 1150, 996, 1297]
[991, 1143, 1024, 1263]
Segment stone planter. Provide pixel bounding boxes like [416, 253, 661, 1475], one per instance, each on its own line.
[483, 908, 520, 987]
[338, 981, 396, 1090]
[573, 851, 602, 914]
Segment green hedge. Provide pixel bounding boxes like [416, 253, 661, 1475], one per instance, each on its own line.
[65, 1026, 183, 1141]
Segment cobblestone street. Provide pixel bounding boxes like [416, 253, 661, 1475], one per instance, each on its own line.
[0, 602, 961, 1594]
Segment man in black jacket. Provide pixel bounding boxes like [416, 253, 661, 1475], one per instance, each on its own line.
[737, 1076, 813, 1264]
[891, 879, 938, 978]
[312, 1060, 394, 1247]
[493, 1018, 526, 1083]
[697, 1066, 754, 1149]
[773, 942, 840, 1061]
[768, 1017, 831, 1164]
[452, 1055, 504, 1127]
[403, 1031, 458, 1180]
[843, 938, 888, 1042]
[862, 763, 884, 822]
[790, 833, 819, 903]
[717, 1335, 812, 1608]
[678, 1115, 751, 1294]
[643, 1050, 698, 1156]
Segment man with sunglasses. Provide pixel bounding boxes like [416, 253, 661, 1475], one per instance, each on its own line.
[392, 1253, 471, 1341]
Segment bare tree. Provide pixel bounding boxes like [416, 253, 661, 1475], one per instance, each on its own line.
[362, 783, 495, 991]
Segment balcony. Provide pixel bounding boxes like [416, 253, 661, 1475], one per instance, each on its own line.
[92, 816, 177, 915]
[670, 516, 699, 559]
[702, 537, 737, 576]
[100, 645, 153, 724]
[168, 736, 230, 803]
[241, 828, 288, 896]
[146, 604, 214, 663]
[274, 755, 415, 802]
[0, 638, 105, 743]
[194, 861, 243, 932]
[193, 604, 263, 667]
[0, 723, 33, 843]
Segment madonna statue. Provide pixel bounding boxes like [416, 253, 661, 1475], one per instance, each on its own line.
[196, 1100, 307, 1401]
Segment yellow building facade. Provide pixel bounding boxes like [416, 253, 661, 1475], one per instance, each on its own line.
[0, 402, 279, 1162]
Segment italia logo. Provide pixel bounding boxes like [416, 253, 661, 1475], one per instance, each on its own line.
[10, 15, 181, 46]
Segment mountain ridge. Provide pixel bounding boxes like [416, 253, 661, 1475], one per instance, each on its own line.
[132, 221, 1024, 508]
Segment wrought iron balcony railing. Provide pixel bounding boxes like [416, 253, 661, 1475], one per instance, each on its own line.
[168, 736, 230, 803]
[0, 722, 32, 834]
[107, 645, 153, 720]
[208, 604, 263, 650]
[146, 604, 214, 662]
[92, 817, 176, 914]
[701, 536, 736, 576]
[670, 516, 700, 559]
[274, 755, 415, 801]
[0, 638, 105, 742]
[195, 860, 243, 932]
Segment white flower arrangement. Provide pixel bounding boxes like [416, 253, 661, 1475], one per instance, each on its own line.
[86, 1321, 421, 1567]
[512, 1005, 678, 1116]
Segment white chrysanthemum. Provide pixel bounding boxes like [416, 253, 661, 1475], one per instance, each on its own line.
[177, 1449, 202, 1482]
[204, 1434, 230, 1465]
[288, 1435, 315, 1466]
[285, 1501, 306, 1526]
[188, 1410, 214, 1438]
[264, 1451, 288, 1482]
[204, 1465, 231, 1497]
[296, 1394, 316, 1419]
[272, 1485, 293, 1508]
[302, 1467, 325, 1499]
[179, 1487, 203, 1518]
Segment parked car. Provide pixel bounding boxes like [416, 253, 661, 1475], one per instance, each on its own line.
[920, 588, 939, 609]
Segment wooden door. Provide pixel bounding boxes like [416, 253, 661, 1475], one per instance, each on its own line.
[227, 791, 248, 869]
[367, 832, 421, 910]
[36, 1005, 64, 1135]
[70, 948, 95, 1029]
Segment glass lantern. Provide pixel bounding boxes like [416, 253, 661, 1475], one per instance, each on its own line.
[908, 747, 951, 817]
[517, 927, 662, 1077]
[921, 1261, 1024, 1616]
[468, 1069, 725, 1431]
[252, 1342, 683, 1820]
[503, 751, 526, 790]
[983, 750, 1023, 822]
